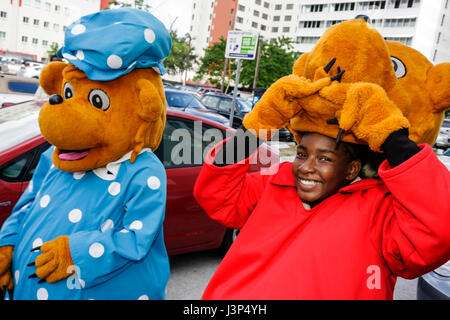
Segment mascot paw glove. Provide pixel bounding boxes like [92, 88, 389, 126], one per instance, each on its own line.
[243, 75, 330, 140]
[32, 236, 74, 283]
[0, 245, 14, 290]
[333, 83, 410, 152]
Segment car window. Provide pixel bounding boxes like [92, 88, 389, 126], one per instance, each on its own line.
[237, 99, 252, 113]
[218, 98, 233, 113]
[201, 96, 220, 109]
[0, 142, 50, 182]
[442, 120, 450, 128]
[154, 116, 225, 169]
[7, 81, 39, 94]
[165, 91, 193, 108]
[187, 96, 207, 109]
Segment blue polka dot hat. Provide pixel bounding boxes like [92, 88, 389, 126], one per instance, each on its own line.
[57, 8, 172, 81]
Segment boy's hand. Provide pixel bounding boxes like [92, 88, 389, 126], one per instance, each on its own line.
[0, 245, 14, 291]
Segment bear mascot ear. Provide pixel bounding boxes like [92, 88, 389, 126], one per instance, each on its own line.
[39, 61, 68, 95]
[130, 78, 166, 163]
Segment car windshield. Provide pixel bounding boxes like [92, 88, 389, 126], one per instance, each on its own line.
[444, 149, 450, 157]
[237, 99, 252, 113]
[442, 120, 450, 128]
[166, 91, 206, 110]
[0, 100, 43, 153]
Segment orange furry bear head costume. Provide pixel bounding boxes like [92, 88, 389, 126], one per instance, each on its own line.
[243, 18, 450, 152]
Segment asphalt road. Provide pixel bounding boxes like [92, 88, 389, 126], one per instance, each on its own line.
[166, 250, 418, 300]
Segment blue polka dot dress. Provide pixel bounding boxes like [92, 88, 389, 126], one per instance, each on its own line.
[0, 147, 169, 300]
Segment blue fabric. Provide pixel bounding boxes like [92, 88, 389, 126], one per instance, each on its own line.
[0, 147, 169, 300]
[57, 8, 172, 81]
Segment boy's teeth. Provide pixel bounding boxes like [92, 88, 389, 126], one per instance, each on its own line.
[301, 179, 318, 185]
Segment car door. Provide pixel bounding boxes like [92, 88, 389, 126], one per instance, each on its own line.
[0, 141, 50, 227]
[218, 97, 243, 128]
[154, 115, 227, 255]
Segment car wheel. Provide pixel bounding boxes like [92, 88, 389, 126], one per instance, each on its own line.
[219, 228, 240, 257]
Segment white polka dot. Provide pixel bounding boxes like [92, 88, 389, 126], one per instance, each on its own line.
[89, 243, 104, 258]
[15, 270, 20, 284]
[138, 294, 149, 300]
[40, 195, 50, 208]
[144, 28, 156, 44]
[32, 238, 43, 249]
[108, 182, 121, 196]
[101, 219, 114, 232]
[37, 287, 48, 300]
[68, 209, 82, 223]
[28, 180, 33, 192]
[76, 50, 85, 60]
[62, 52, 77, 60]
[147, 176, 161, 190]
[71, 24, 86, 35]
[119, 229, 129, 233]
[106, 54, 122, 69]
[73, 171, 85, 180]
[129, 220, 143, 230]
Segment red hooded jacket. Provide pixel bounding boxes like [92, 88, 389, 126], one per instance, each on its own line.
[194, 140, 450, 299]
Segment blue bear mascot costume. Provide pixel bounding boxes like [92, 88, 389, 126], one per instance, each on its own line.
[0, 8, 172, 300]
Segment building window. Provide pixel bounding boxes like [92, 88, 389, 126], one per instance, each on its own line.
[283, 27, 290, 33]
[23, 17, 30, 23]
[334, 2, 355, 11]
[301, 20, 322, 28]
[236, 16, 243, 23]
[44, 21, 50, 29]
[33, 19, 39, 26]
[298, 36, 320, 44]
[45, 2, 51, 10]
[0, 31, 6, 38]
[255, 0, 261, 5]
[64, 7, 70, 15]
[285, 15, 292, 21]
[253, 10, 260, 17]
[55, 5, 61, 12]
[275, 4, 282, 10]
[0, 11, 6, 18]
[273, 16, 280, 22]
[286, 3, 294, 10]
[326, 20, 344, 27]
[238, 4, 245, 12]
[42, 40, 48, 46]
[271, 27, 279, 32]
[22, 36, 28, 43]
[437, 32, 441, 44]
[252, 21, 258, 28]
[261, 24, 266, 31]
[441, 14, 445, 26]
[53, 24, 60, 32]
[262, 13, 268, 20]
[34, 0, 41, 8]
[32, 38, 38, 45]
[433, 49, 437, 62]
[264, 2, 269, 8]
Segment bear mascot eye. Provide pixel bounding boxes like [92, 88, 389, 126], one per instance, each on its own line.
[391, 56, 407, 78]
[63, 82, 74, 99]
[88, 89, 110, 111]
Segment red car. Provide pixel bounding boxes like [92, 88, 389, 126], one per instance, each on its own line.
[0, 100, 278, 256]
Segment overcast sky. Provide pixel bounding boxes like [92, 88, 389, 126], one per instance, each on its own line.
[148, 0, 194, 36]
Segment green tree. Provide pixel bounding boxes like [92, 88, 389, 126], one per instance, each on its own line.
[164, 31, 197, 79]
[240, 37, 299, 88]
[195, 36, 299, 89]
[194, 37, 230, 86]
[47, 43, 59, 59]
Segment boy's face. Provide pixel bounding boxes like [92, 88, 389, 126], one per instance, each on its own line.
[292, 133, 361, 205]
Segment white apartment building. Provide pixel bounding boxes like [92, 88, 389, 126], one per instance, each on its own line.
[0, 0, 100, 61]
[190, 0, 216, 59]
[190, 0, 450, 64]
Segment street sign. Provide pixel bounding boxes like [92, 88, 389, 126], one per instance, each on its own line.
[225, 30, 259, 60]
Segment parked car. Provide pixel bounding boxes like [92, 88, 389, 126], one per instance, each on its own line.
[196, 87, 222, 96]
[0, 74, 39, 108]
[416, 152, 450, 299]
[201, 92, 294, 141]
[164, 88, 230, 127]
[435, 119, 450, 149]
[0, 100, 279, 256]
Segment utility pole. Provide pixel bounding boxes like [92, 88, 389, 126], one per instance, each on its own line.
[252, 36, 263, 91]
[184, 33, 192, 86]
